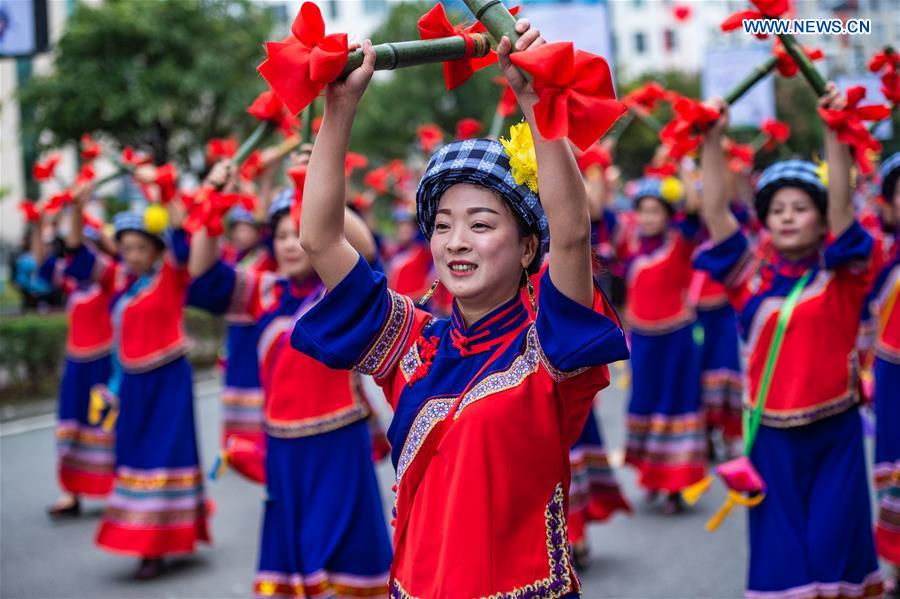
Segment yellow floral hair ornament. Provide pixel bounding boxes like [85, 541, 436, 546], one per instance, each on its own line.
[660, 176, 684, 204]
[815, 156, 857, 188]
[144, 203, 169, 236]
[501, 121, 539, 193]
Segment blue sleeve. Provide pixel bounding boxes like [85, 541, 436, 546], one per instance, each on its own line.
[291, 254, 416, 378]
[63, 245, 98, 283]
[693, 229, 750, 285]
[38, 255, 58, 284]
[534, 270, 629, 376]
[674, 212, 702, 241]
[187, 261, 237, 314]
[824, 221, 872, 271]
[168, 229, 190, 266]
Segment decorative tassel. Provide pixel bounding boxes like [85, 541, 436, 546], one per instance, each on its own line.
[705, 491, 765, 532]
[681, 474, 714, 506]
[418, 280, 440, 306]
[208, 451, 228, 481]
[88, 388, 104, 426]
[101, 404, 118, 433]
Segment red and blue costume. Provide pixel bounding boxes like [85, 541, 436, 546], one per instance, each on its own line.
[42, 248, 115, 497]
[189, 256, 392, 598]
[292, 251, 629, 597]
[65, 227, 210, 558]
[696, 220, 883, 597]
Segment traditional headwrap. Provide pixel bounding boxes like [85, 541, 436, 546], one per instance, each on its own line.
[755, 159, 827, 224]
[113, 204, 168, 247]
[268, 188, 295, 226]
[630, 176, 684, 213]
[415, 138, 549, 273]
[227, 205, 259, 228]
[880, 152, 900, 203]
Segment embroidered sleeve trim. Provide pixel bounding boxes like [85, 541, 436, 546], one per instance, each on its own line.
[355, 290, 415, 379]
[533, 327, 590, 382]
[227, 269, 256, 319]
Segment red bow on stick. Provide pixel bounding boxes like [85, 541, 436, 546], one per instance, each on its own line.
[154, 163, 179, 204]
[345, 152, 369, 176]
[417, 3, 518, 90]
[43, 190, 74, 216]
[509, 42, 626, 151]
[724, 139, 755, 173]
[818, 86, 891, 176]
[455, 118, 483, 140]
[364, 165, 391, 195]
[240, 152, 264, 181]
[287, 165, 307, 226]
[644, 161, 678, 178]
[869, 49, 900, 106]
[19, 201, 41, 223]
[721, 0, 791, 38]
[76, 164, 96, 186]
[576, 144, 612, 174]
[417, 124, 444, 153]
[33, 154, 61, 182]
[660, 95, 720, 160]
[183, 186, 253, 237]
[80, 135, 102, 162]
[623, 82, 669, 113]
[673, 4, 692, 21]
[81, 210, 106, 232]
[257, 2, 349, 115]
[207, 138, 238, 163]
[773, 41, 823, 77]
[760, 118, 791, 151]
[121, 147, 152, 167]
[247, 91, 299, 137]
[494, 77, 518, 118]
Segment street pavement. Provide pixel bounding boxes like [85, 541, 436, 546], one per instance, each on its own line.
[1, 366, 748, 599]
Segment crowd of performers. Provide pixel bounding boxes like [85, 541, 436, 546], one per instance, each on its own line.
[15, 11, 900, 599]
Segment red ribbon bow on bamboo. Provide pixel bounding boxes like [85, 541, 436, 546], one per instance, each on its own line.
[288, 165, 307, 227]
[417, 3, 518, 91]
[345, 152, 369, 176]
[80, 134, 102, 162]
[207, 138, 238, 163]
[508, 42, 626, 151]
[494, 77, 518, 118]
[121, 147, 152, 167]
[721, 0, 791, 38]
[868, 49, 900, 106]
[43, 190, 74, 217]
[19, 200, 41, 223]
[455, 118, 483, 140]
[33, 154, 61, 182]
[773, 41, 823, 77]
[724, 139, 755, 173]
[576, 144, 612, 175]
[660, 95, 720, 160]
[623, 81, 669, 113]
[247, 91, 299, 137]
[154, 163, 179, 204]
[818, 86, 890, 176]
[183, 186, 253, 237]
[257, 2, 349, 115]
[644, 161, 678, 178]
[760, 118, 791, 152]
[76, 164, 96, 186]
[417, 124, 444, 153]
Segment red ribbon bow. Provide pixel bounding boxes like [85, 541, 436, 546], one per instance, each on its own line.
[76, 164, 96, 186]
[240, 152, 264, 181]
[417, 3, 518, 91]
[19, 200, 41, 223]
[247, 91, 298, 137]
[206, 138, 238, 163]
[33, 153, 61, 182]
[257, 2, 349, 115]
[494, 77, 518, 118]
[868, 50, 900, 106]
[659, 95, 720, 160]
[184, 186, 252, 237]
[417, 124, 444, 153]
[644, 161, 678, 178]
[773, 41, 823, 77]
[721, 0, 791, 38]
[364, 165, 391, 195]
[818, 86, 891, 176]
[287, 165, 307, 226]
[345, 152, 369, 176]
[724, 139, 755, 173]
[43, 190, 74, 216]
[576, 144, 612, 174]
[455, 118, 483, 140]
[760, 118, 791, 151]
[509, 42, 626, 151]
[121, 146, 152, 167]
[80, 134, 102, 162]
[154, 163, 179, 204]
[623, 81, 669, 113]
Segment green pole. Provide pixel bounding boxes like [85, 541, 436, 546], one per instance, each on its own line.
[341, 34, 491, 77]
[777, 33, 828, 97]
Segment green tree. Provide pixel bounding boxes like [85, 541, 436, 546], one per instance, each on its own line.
[19, 0, 275, 166]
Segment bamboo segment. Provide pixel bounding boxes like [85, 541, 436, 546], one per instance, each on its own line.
[341, 34, 491, 77]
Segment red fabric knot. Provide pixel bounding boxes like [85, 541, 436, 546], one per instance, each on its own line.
[246, 91, 298, 137]
[868, 49, 900, 106]
[80, 134, 102, 162]
[33, 153, 61, 182]
[818, 85, 891, 176]
[761, 119, 791, 152]
[407, 335, 441, 385]
[19, 200, 41, 223]
[659, 94, 720, 160]
[183, 186, 254, 237]
[721, 0, 791, 39]
[773, 40, 824, 78]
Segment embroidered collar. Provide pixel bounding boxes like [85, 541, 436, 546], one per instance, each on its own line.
[770, 250, 819, 278]
[449, 294, 529, 356]
[277, 274, 321, 300]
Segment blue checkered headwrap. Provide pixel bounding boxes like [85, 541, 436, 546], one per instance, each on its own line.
[416, 138, 548, 273]
[228, 205, 258, 227]
[755, 160, 827, 223]
[113, 208, 165, 244]
[880, 152, 900, 202]
[268, 188, 295, 226]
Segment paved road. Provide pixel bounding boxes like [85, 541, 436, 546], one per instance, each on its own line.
[1, 367, 747, 599]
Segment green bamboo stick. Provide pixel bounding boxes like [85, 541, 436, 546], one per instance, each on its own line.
[461, 0, 520, 46]
[341, 34, 491, 76]
[631, 108, 662, 133]
[603, 112, 635, 142]
[488, 110, 506, 139]
[724, 55, 779, 106]
[302, 101, 315, 144]
[777, 33, 828, 97]
[233, 120, 275, 166]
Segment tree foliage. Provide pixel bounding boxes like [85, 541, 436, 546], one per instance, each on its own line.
[19, 0, 275, 165]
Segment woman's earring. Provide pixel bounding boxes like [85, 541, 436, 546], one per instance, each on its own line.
[525, 270, 536, 313]
[418, 280, 440, 306]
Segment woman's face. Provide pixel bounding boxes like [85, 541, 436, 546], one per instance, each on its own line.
[273, 214, 312, 281]
[229, 222, 260, 253]
[636, 197, 670, 237]
[118, 232, 162, 277]
[430, 183, 536, 320]
[765, 187, 827, 259]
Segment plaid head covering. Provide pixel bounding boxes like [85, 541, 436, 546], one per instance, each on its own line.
[228, 205, 258, 227]
[416, 138, 549, 273]
[113, 206, 166, 245]
[268, 188, 295, 226]
[880, 152, 900, 203]
[755, 160, 827, 224]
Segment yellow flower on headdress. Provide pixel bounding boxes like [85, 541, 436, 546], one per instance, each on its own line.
[660, 176, 684, 204]
[144, 203, 169, 235]
[815, 157, 858, 188]
[501, 121, 539, 193]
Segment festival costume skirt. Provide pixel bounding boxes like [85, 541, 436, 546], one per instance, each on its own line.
[696, 304, 743, 442]
[57, 355, 114, 497]
[747, 408, 883, 598]
[253, 419, 392, 598]
[95, 357, 210, 557]
[568, 405, 631, 545]
[222, 322, 264, 445]
[874, 356, 900, 565]
[626, 323, 706, 492]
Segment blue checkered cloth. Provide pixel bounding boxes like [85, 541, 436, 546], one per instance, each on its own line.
[415, 138, 549, 273]
[228, 205, 258, 227]
[880, 152, 900, 202]
[113, 208, 161, 241]
[268, 188, 295, 225]
[755, 159, 827, 222]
